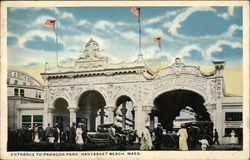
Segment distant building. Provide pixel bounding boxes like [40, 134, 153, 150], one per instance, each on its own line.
[7, 70, 44, 130]
[173, 107, 196, 128]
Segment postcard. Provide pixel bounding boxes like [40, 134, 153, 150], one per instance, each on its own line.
[1, 1, 249, 160]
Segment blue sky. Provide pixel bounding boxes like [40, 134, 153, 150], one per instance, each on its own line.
[7, 6, 242, 69]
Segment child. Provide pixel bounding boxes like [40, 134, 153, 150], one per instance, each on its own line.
[199, 138, 209, 151]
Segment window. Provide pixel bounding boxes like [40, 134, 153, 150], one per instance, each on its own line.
[23, 82, 26, 86]
[225, 112, 242, 121]
[20, 89, 25, 97]
[14, 88, 19, 96]
[36, 91, 40, 98]
[36, 91, 42, 98]
[14, 80, 18, 85]
[21, 115, 43, 128]
[225, 128, 243, 137]
[7, 78, 10, 85]
[33, 115, 43, 127]
[22, 115, 31, 128]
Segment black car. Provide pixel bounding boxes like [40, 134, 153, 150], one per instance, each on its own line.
[87, 124, 125, 144]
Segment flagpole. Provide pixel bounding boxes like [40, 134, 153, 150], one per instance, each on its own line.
[138, 10, 141, 55]
[56, 20, 58, 67]
[159, 41, 161, 69]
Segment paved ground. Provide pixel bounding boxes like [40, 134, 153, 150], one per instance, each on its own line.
[8, 142, 243, 151]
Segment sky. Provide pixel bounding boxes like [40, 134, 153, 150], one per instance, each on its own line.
[7, 6, 243, 95]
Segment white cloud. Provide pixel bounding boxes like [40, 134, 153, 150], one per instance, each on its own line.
[144, 27, 173, 42]
[218, 6, 235, 20]
[116, 21, 134, 27]
[60, 12, 74, 19]
[78, 19, 89, 26]
[144, 16, 164, 25]
[9, 30, 66, 50]
[222, 24, 242, 37]
[94, 20, 115, 30]
[144, 10, 180, 25]
[9, 7, 60, 15]
[167, 7, 217, 37]
[176, 44, 204, 59]
[142, 45, 160, 60]
[8, 45, 54, 67]
[207, 40, 242, 59]
[118, 31, 137, 41]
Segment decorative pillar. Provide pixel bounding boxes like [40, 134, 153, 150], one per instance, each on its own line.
[131, 108, 135, 129]
[134, 105, 143, 136]
[68, 107, 78, 126]
[142, 106, 152, 127]
[149, 113, 155, 130]
[121, 101, 128, 129]
[105, 106, 114, 124]
[212, 60, 225, 144]
[100, 108, 105, 125]
[47, 108, 54, 126]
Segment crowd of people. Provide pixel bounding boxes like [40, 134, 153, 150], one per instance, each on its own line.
[139, 123, 241, 151]
[8, 122, 242, 151]
[8, 122, 88, 144]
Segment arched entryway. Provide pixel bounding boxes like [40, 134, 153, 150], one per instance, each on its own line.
[114, 95, 135, 130]
[77, 90, 106, 131]
[53, 98, 70, 131]
[151, 89, 211, 131]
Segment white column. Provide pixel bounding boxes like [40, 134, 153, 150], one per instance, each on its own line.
[215, 78, 224, 144]
[47, 108, 54, 126]
[68, 107, 78, 126]
[134, 106, 141, 136]
[142, 106, 152, 127]
[105, 106, 114, 124]
[121, 102, 128, 129]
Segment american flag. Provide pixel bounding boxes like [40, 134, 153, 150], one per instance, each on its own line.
[44, 19, 56, 26]
[131, 7, 140, 17]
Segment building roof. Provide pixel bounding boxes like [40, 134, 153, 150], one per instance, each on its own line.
[41, 39, 155, 80]
[7, 69, 44, 90]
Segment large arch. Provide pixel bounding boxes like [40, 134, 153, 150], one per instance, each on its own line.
[53, 97, 70, 131]
[114, 95, 135, 130]
[144, 77, 209, 107]
[77, 90, 106, 131]
[151, 89, 211, 131]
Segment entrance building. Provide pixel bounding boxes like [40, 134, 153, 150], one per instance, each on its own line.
[41, 39, 243, 144]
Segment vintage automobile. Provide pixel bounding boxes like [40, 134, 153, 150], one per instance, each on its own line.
[161, 121, 214, 148]
[87, 124, 126, 144]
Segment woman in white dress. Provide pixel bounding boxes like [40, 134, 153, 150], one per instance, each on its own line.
[33, 124, 40, 142]
[177, 124, 188, 151]
[75, 124, 84, 144]
[140, 126, 153, 151]
[230, 130, 237, 144]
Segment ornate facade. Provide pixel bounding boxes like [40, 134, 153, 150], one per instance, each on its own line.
[41, 39, 242, 143]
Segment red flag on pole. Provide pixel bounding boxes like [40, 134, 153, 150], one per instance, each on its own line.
[153, 37, 161, 43]
[44, 19, 56, 26]
[131, 7, 140, 16]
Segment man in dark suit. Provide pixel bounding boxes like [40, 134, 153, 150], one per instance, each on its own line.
[154, 123, 163, 150]
[213, 129, 220, 145]
[45, 123, 54, 143]
[70, 122, 76, 144]
[82, 124, 88, 144]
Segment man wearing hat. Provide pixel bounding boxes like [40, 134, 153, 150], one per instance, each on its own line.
[154, 123, 164, 150]
[70, 122, 77, 144]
